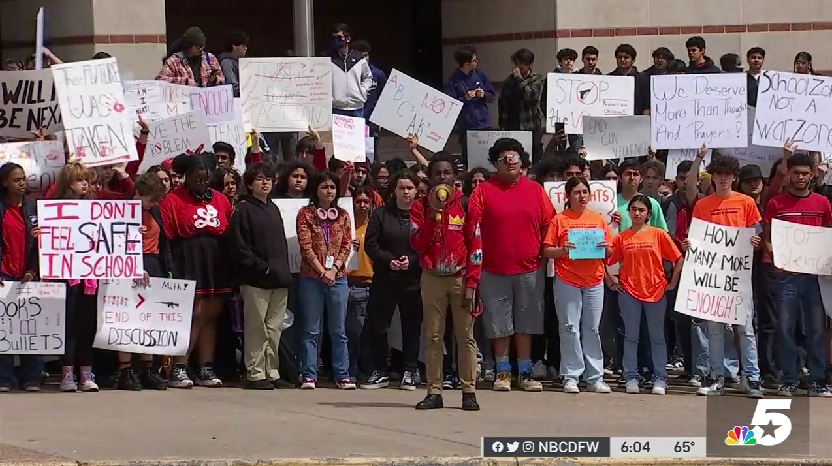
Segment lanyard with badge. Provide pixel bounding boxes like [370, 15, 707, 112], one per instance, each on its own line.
[318, 208, 339, 269]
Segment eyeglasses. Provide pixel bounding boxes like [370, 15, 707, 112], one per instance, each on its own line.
[498, 154, 520, 165]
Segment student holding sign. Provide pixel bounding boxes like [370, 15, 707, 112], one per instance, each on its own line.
[608, 195, 683, 395]
[762, 152, 832, 397]
[0, 163, 41, 391]
[542, 177, 613, 394]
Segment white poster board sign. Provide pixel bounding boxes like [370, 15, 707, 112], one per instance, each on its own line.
[240, 57, 332, 132]
[123, 80, 190, 122]
[37, 199, 144, 279]
[0, 70, 62, 138]
[674, 218, 753, 324]
[544, 180, 617, 226]
[332, 114, 366, 162]
[664, 148, 713, 179]
[52, 58, 139, 166]
[467, 130, 531, 169]
[753, 71, 832, 152]
[95, 278, 195, 356]
[583, 115, 650, 160]
[273, 198, 357, 273]
[0, 282, 65, 355]
[0, 140, 65, 192]
[140, 110, 212, 170]
[771, 218, 832, 275]
[720, 106, 782, 168]
[651, 74, 747, 149]
[371, 69, 462, 153]
[208, 104, 247, 177]
[545, 74, 634, 134]
[188, 84, 234, 125]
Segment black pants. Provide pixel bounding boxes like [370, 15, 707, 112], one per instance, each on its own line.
[366, 283, 422, 373]
[531, 276, 560, 368]
[63, 283, 97, 367]
[674, 311, 696, 376]
[601, 285, 621, 369]
[531, 128, 545, 164]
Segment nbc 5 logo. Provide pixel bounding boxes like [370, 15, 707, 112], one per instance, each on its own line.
[750, 400, 793, 446]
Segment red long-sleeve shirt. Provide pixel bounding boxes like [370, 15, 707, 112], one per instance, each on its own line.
[467, 176, 555, 276]
[158, 186, 232, 240]
[410, 190, 482, 289]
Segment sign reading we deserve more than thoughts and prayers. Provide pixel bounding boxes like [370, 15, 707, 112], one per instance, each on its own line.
[51, 58, 139, 167]
[675, 218, 754, 325]
[37, 199, 144, 280]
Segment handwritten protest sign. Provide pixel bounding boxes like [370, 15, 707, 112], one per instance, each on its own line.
[545, 180, 617, 225]
[0, 282, 65, 355]
[37, 199, 144, 280]
[95, 278, 195, 356]
[664, 148, 712, 179]
[188, 84, 234, 125]
[0, 69, 62, 138]
[371, 69, 462, 153]
[753, 71, 832, 152]
[273, 198, 357, 273]
[545, 74, 634, 134]
[332, 114, 366, 162]
[123, 80, 190, 122]
[140, 110, 212, 170]
[651, 74, 747, 149]
[52, 58, 138, 166]
[770, 218, 832, 275]
[467, 131, 531, 169]
[583, 115, 650, 160]
[0, 140, 64, 192]
[675, 218, 753, 325]
[719, 107, 782, 168]
[568, 228, 605, 259]
[240, 57, 332, 132]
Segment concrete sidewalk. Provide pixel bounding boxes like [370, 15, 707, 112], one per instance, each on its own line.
[0, 385, 829, 464]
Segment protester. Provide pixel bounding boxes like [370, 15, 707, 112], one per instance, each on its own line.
[219, 31, 249, 97]
[498, 48, 545, 162]
[577, 46, 602, 74]
[636, 48, 674, 115]
[329, 23, 373, 118]
[146, 165, 172, 194]
[210, 167, 241, 205]
[213, 142, 236, 169]
[350, 39, 385, 154]
[157, 27, 225, 87]
[346, 185, 375, 382]
[746, 47, 765, 107]
[794, 51, 816, 74]
[684, 36, 721, 74]
[444, 45, 495, 166]
[273, 161, 312, 199]
[609, 44, 638, 76]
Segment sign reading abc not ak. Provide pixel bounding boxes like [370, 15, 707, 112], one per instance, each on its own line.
[94, 278, 195, 356]
[371, 69, 462, 153]
[37, 200, 144, 279]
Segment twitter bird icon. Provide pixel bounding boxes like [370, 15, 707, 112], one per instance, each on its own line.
[507, 441, 520, 453]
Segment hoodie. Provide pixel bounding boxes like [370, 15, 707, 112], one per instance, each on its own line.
[331, 49, 373, 111]
[364, 62, 387, 120]
[575, 67, 603, 75]
[443, 68, 495, 131]
[364, 202, 421, 290]
[229, 194, 293, 289]
[685, 57, 721, 74]
[747, 72, 761, 107]
[218, 52, 240, 97]
[636, 65, 668, 114]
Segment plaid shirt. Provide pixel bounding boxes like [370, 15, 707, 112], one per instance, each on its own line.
[156, 51, 225, 87]
[498, 71, 544, 131]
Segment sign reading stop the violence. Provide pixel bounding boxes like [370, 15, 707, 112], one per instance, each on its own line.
[37, 199, 144, 279]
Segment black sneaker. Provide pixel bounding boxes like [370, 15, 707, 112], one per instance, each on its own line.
[140, 367, 168, 390]
[461, 392, 480, 411]
[272, 379, 295, 389]
[116, 368, 142, 391]
[778, 383, 798, 397]
[168, 364, 193, 389]
[400, 370, 417, 391]
[746, 380, 764, 399]
[245, 379, 274, 390]
[415, 394, 443, 410]
[442, 373, 455, 390]
[197, 364, 223, 387]
[360, 370, 389, 389]
[809, 381, 832, 398]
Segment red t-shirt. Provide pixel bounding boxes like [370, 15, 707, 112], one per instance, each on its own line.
[1, 206, 26, 279]
[158, 186, 232, 240]
[762, 191, 832, 264]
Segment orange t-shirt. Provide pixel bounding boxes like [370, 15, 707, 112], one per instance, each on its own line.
[141, 210, 160, 255]
[543, 209, 612, 288]
[691, 191, 762, 228]
[608, 226, 682, 303]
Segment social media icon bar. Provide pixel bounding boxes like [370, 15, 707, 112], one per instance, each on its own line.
[482, 437, 611, 457]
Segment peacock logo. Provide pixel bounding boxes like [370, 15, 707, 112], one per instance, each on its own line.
[725, 426, 757, 446]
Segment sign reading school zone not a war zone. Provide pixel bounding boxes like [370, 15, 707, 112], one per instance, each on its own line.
[0, 140, 65, 192]
[0, 69, 63, 138]
[51, 58, 139, 167]
[371, 69, 463, 153]
[239, 57, 332, 132]
[675, 218, 754, 325]
[0, 282, 66, 355]
[37, 199, 145, 280]
[467, 131, 532, 169]
[770, 218, 832, 275]
[94, 278, 195, 356]
[273, 198, 358, 274]
[545, 73, 634, 135]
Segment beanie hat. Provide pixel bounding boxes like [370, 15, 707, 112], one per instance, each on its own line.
[183, 27, 206, 47]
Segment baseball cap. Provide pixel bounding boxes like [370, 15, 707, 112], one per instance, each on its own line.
[738, 164, 763, 181]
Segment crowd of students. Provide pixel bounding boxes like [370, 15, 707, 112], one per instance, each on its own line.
[0, 24, 830, 414]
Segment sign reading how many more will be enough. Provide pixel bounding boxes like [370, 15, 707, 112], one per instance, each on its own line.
[771, 218, 832, 275]
[0, 140, 65, 193]
[94, 278, 195, 356]
[139, 110, 212, 170]
[650, 73, 747, 149]
[239, 57, 333, 132]
[371, 69, 463, 153]
[582, 115, 650, 160]
[51, 58, 139, 167]
[545, 73, 634, 134]
[37, 200, 144, 280]
[674, 218, 754, 325]
[466, 131, 532, 169]
[753, 71, 832, 153]
[0, 282, 66, 355]
[0, 69, 63, 138]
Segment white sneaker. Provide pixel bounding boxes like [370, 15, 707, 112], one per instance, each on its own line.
[625, 380, 640, 394]
[300, 379, 316, 390]
[79, 373, 98, 392]
[696, 379, 725, 396]
[60, 372, 78, 392]
[588, 381, 611, 393]
[531, 361, 547, 380]
[563, 378, 580, 394]
[652, 382, 667, 395]
[0, 385, 9, 393]
[336, 379, 356, 390]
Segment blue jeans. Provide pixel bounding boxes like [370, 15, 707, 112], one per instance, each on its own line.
[554, 278, 605, 383]
[706, 302, 760, 382]
[774, 273, 827, 384]
[332, 107, 364, 118]
[692, 319, 740, 378]
[298, 276, 349, 381]
[618, 291, 668, 383]
[346, 284, 370, 379]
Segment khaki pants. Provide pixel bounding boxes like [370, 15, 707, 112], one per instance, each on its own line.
[421, 272, 476, 394]
[240, 285, 289, 381]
